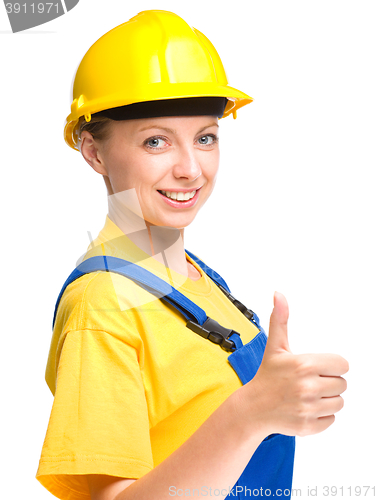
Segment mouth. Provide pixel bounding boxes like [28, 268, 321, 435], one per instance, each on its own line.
[157, 187, 201, 208]
[157, 189, 198, 201]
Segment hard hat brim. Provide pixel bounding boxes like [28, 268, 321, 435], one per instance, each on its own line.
[92, 97, 229, 121]
[65, 84, 253, 151]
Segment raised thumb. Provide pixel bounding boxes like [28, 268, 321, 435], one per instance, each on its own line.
[267, 291, 291, 353]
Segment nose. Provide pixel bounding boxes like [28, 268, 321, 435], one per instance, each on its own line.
[172, 144, 202, 182]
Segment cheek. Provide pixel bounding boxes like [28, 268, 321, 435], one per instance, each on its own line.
[106, 155, 141, 190]
[205, 154, 220, 184]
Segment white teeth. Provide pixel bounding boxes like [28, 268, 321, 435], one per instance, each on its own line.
[160, 190, 196, 201]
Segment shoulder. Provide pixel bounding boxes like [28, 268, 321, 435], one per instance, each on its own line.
[47, 270, 152, 393]
[82, 269, 160, 310]
[55, 270, 158, 338]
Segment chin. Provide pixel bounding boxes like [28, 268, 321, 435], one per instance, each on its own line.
[147, 214, 197, 229]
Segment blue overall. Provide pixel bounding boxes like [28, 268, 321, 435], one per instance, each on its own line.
[53, 252, 296, 499]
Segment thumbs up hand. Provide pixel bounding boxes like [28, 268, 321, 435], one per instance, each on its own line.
[237, 292, 349, 439]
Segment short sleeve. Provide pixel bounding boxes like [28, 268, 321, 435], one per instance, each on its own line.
[36, 328, 154, 500]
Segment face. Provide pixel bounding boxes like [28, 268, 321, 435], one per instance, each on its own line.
[81, 115, 220, 229]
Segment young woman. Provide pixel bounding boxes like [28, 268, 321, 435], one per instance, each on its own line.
[36, 10, 349, 500]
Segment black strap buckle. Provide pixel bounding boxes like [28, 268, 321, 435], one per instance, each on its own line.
[186, 317, 240, 352]
[218, 285, 258, 326]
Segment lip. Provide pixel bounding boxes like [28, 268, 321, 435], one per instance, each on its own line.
[159, 187, 202, 193]
[157, 187, 201, 208]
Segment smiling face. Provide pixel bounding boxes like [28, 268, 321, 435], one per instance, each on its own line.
[80, 115, 220, 229]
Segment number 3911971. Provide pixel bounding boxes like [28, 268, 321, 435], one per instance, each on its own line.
[5, 3, 60, 14]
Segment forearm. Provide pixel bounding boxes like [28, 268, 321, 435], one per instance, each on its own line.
[115, 390, 268, 500]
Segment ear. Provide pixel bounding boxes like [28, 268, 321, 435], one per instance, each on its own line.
[80, 131, 108, 176]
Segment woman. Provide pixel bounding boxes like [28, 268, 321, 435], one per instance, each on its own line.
[36, 10, 348, 500]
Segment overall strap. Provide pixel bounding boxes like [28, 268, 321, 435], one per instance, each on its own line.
[185, 250, 263, 332]
[53, 256, 207, 328]
[185, 249, 231, 292]
[53, 254, 262, 352]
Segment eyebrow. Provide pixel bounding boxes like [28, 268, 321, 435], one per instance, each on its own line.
[137, 122, 219, 134]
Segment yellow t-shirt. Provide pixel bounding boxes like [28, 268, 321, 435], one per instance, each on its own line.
[36, 215, 260, 500]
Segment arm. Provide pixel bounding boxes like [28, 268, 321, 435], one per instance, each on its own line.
[87, 292, 349, 500]
[87, 389, 265, 500]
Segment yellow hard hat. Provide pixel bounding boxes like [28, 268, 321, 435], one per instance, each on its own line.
[64, 10, 253, 151]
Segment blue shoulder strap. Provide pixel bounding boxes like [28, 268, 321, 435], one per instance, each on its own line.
[185, 249, 231, 292]
[53, 255, 207, 328]
[53, 252, 262, 351]
[186, 250, 263, 331]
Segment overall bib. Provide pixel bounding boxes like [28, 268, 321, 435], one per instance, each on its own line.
[53, 252, 296, 499]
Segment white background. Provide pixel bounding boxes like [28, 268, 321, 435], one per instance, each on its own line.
[1, 1, 378, 498]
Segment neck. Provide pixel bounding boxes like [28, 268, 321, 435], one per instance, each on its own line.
[145, 222, 189, 278]
[107, 190, 190, 279]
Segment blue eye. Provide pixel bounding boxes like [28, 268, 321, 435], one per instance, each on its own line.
[198, 134, 218, 145]
[146, 137, 165, 148]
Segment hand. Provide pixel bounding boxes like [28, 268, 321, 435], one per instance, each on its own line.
[239, 292, 349, 438]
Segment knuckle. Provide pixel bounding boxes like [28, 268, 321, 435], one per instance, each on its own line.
[295, 379, 317, 401]
[295, 354, 316, 376]
[297, 428, 308, 437]
[296, 418, 312, 437]
[294, 401, 312, 422]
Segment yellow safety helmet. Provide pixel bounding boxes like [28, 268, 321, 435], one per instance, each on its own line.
[64, 10, 253, 151]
